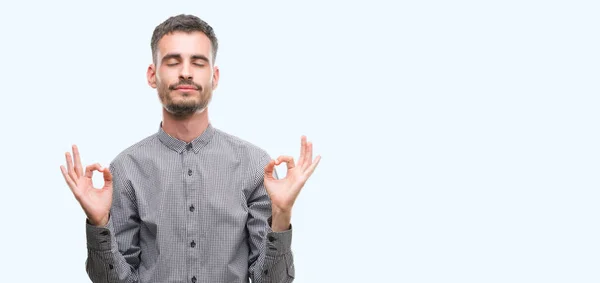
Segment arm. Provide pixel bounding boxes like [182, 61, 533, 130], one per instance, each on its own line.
[249, 136, 321, 282]
[60, 145, 140, 283]
[247, 154, 295, 283]
[85, 162, 141, 283]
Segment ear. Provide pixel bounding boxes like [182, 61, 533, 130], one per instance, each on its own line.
[212, 65, 220, 90]
[147, 64, 157, 89]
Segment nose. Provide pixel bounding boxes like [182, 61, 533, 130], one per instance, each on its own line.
[179, 62, 193, 80]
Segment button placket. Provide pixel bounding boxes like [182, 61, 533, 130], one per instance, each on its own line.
[183, 144, 201, 278]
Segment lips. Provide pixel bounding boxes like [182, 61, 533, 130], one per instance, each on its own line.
[175, 85, 198, 90]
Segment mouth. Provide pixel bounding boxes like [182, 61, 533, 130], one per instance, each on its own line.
[174, 85, 199, 92]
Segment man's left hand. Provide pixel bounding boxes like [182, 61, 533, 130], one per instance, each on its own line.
[264, 136, 321, 231]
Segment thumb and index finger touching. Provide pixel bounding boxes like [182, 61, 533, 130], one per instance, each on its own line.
[264, 136, 323, 178]
[264, 155, 295, 179]
[85, 163, 113, 188]
[61, 144, 113, 189]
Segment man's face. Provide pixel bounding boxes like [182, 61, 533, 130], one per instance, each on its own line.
[148, 31, 219, 117]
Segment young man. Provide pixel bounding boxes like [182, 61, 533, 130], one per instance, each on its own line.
[60, 14, 320, 283]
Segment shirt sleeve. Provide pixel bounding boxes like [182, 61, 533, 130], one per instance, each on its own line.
[247, 154, 295, 283]
[84, 162, 141, 283]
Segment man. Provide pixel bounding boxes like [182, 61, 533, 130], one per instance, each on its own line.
[60, 14, 320, 283]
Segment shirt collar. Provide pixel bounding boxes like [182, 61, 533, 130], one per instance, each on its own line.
[157, 122, 216, 154]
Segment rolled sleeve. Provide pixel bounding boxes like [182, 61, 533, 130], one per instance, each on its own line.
[86, 217, 114, 252]
[266, 226, 293, 257]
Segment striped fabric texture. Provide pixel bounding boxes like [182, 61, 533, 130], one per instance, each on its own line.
[84, 123, 295, 283]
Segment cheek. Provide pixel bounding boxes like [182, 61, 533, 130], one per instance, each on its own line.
[203, 72, 215, 87]
[157, 69, 178, 84]
[156, 77, 172, 93]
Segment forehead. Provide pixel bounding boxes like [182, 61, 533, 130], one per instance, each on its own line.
[157, 31, 212, 60]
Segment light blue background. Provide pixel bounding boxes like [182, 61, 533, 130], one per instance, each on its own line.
[0, 1, 598, 282]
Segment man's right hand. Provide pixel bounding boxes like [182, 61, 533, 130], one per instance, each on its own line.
[60, 145, 113, 227]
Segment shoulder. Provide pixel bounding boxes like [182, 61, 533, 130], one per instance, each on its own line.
[109, 133, 159, 171]
[211, 127, 271, 164]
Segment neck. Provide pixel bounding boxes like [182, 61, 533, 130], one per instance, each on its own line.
[161, 107, 210, 143]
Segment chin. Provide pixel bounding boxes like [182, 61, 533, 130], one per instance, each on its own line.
[164, 101, 208, 116]
[171, 91, 199, 98]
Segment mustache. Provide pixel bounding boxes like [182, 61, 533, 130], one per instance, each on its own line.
[169, 79, 202, 91]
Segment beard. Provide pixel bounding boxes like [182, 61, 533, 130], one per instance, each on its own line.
[158, 79, 213, 117]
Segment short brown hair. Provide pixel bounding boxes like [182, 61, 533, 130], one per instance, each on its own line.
[150, 14, 219, 64]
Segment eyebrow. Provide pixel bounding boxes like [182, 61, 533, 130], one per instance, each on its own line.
[161, 53, 210, 64]
[191, 55, 210, 62]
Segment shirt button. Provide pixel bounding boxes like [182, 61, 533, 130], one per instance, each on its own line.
[188, 169, 192, 176]
[268, 235, 276, 242]
[189, 205, 195, 212]
[109, 264, 114, 270]
[186, 143, 192, 151]
[192, 276, 197, 283]
[190, 241, 196, 248]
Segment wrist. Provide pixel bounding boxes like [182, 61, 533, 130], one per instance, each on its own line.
[271, 209, 291, 232]
[88, 214, 110, 227]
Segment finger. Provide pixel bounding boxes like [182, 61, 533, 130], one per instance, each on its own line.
[304, 155, 321, 177]
[73, 144, 84, 178]
[264, 159, 276, 180]
[303, 141, 313, 170]
[85, 163, 103, 178]
[275, 155, 295, 170]
[60, 165, 77, 192]
[297, 136, 307, 168]
[102, 167, 113, 190]
[65, 152, 77, 181]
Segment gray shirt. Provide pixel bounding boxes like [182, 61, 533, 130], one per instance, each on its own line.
[84, 123, 295, 283]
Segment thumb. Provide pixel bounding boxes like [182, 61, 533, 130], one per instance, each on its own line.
[102, 167, 113, 190]
[264, 159, 276, 180]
